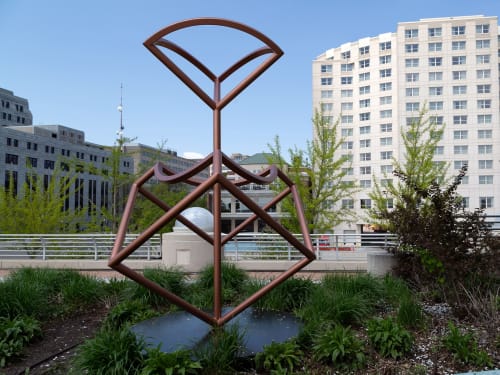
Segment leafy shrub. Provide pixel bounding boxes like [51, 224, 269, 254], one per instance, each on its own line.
[71, 326, 145, 375]
[255, 340, 303, 374]
[312, 324, 366, 371]
[367, 317, 413, 359]
[442, 321, 493, 368]
[141, 347, 201, 375]
[0, 316, 41, 367]
[103, 299, 160, 330]
[382, 275, 413, 306]
[195, 325, 244, 374]
[132, 267, 186, 309]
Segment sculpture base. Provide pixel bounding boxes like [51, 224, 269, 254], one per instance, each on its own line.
[131, 307, 302, 356]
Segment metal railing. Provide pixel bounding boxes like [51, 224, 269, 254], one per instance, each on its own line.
[0, 233, 161, 260]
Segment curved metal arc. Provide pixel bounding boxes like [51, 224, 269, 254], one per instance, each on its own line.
[153, 154, 213, 185]
[221, 153, 278, 185]
[219, 46, 274, 82]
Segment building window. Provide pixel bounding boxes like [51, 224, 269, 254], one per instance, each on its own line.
[341, 199, 354, 209]
[358, 72, 370, 81]
[477, 69, 490, 78]
[428, 72, 442, 81]
[342, 168, 354, 175]
[341, 115, 353, 124]
[453, 85, 467, 95]
[428, 42, 442, 51]
[360, 152, 371, 161]
[478, 114, 492, 124]
[44, 160, 55, 170]
[406, 73, 419, 82]
[478, 129, 492, 139]
[380, 55, 391, 64]
[381, 151, 393, 160]
[341, 89, 353, 97]
[341, 102, 353, 110]
[360, 199, 372, 209]
[429, 116, 444, 125]
[428, 27, 442, 37]
[454, 145, 468, 154]
[359, 59, 370, 68]
[453, 100, 467, 109]
[359, 46, 369, 55]
[476, 24, 490, 34]
[5, 153, 18, 165]
[452, 25, 465, 35]
[479, 196, 493, 209]
[434, 146, 444, 155]
[359, 85, 370, 95]
[380, 96, 392, 105]
[380, 68, 391, 78]
[454, 160, 468, 169]
[381, 165, 393, 174]
[380, 82, 392, 91]
[321, 103, 333, 112]
[454, 130, 468, 139]
[342, 141, 353, 150]
[405, 28, 419, 38]
[359, 99, 370, 108]
[359, 125, 371, 134]
[452, 41, 466, 50]
[360, 180, 371, 188]
[477, 99, 491, 109]
[360, 166, 371, 175]
[478, 160, 493, 169]
[26, 157, 38, 168]
[380, 109, 392, 118]
[380, 123, 392, 132]
[321, 90, 332, 99]
[322, 115, 333, 124]
[360, 139, 371, 148]
[359, 112, 370, 121]
[429, 57, 442, 66]
[429, 87, 443, 96]
[341, 76, 353, 85]
[321, 77, 332, 85]
[477, 84, 491, 94]
[476, 39, 490, 49]
[478, 145, 493, 154]
[340, 63, 354, 72]
[405, 44, 419, 53]
[341, 51, 351, 59]
[461, 197, 469, 209]
[429, 101, 443, 110]
[453, 115, 467, 125]
[452, 70, 466, 80]
[320, 64, 332, 73]
[479, 175, 493, 184]
[476, 54, 490, 64]
[406, 102, 420, 112]
[380, 137, 392, 146]
[405, 58, 419, 67]
[379, 41, 391, 50]
[452, 56, 466, 65]
[341, 128, 353, 137]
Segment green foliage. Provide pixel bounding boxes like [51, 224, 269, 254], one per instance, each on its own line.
[141, 347, 201, 375]
[71, 326, 145, 375]
[132, 267, 186, 309]
[0, 168, 87, 233]
[312, 324, 366, 371]
[442, 321, 493, 368]
[0, 316, 41, 367]
[255, 340, 303, 375]
[396, 297, 425, 330]
[247, 277, 316, 312]
[367, 317, 413, 359]
[195, 325, 244, 375]
[103, 300, 160, 331]
[381, 275, 413, 306]
[268, 109, 357, 233]
[190, 263, 248, 308]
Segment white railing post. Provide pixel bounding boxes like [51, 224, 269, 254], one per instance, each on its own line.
[93, 236, 98, 260]
[41, 236, 46, 260]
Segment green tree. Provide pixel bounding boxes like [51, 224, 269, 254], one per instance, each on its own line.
[369, 108, 448, 230]
[268, 110, 357, 233]
[0, 169, 86, 233]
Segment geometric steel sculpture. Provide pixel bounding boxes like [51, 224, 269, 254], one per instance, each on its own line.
[109, 18, 315, 327]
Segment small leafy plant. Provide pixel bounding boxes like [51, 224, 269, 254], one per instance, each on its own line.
[312, 324, 366, 371]
[141, 347, 202, 375]
[397, 297, 425, 329]
[255, 340, 303, 374]
[367, 317, 413, 359]
[0, 316, 41, 367]
[442, 321, 493, 367]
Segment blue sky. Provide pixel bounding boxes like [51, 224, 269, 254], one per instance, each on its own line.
[1, 0, 499, 158]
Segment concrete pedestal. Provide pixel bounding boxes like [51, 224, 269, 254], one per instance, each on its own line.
[367, 250, 396, 277]
[162, 232, 214, 272]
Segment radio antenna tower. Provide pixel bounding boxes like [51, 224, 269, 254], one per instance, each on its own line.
[117, 83, 125, 152]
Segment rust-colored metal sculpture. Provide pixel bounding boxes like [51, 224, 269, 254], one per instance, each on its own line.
[109, 18, 315, 327]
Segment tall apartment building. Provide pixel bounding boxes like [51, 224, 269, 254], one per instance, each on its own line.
[1, 88, 33, 126]
[312, 15, 500, 234]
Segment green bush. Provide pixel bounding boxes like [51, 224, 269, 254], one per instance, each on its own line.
[132, 267, 186, 309]
[312, 324, 366, 371]
[255, 340, 303, 375]
[382, 275, 413, 306]
[0, 316, 41, 367]
[397, 297, 425, 329]
[442, 321, 493, 368]
[103, 299, 160, 330]
[71, 326, 145, 375]
[141, 347, 201, 375]
[367, 317, 413, 359]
